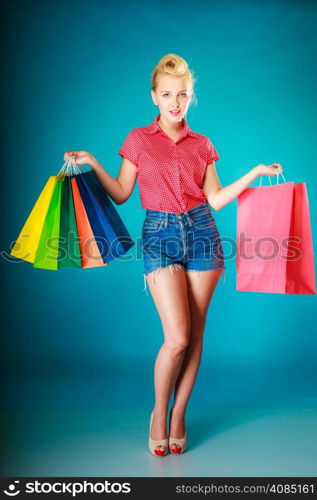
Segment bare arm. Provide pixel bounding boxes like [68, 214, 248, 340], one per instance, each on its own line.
[202, 162, 283, 210]
[63, 150, 137, 205]
[91, 157, 137, 205]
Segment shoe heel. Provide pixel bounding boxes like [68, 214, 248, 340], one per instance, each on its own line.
[148, 411, 168, 457]
[168, 408, 188, 454]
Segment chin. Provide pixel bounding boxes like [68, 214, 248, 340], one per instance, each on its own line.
[166, 112, 183, 120]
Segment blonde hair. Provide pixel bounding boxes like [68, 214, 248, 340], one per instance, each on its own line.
[151, 53, 197, 106]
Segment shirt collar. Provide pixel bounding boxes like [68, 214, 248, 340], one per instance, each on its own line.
[144, 114, 197, 139]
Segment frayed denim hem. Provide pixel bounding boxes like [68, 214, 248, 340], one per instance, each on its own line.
[143, 263, 184, 295]
[142, 265, 226, 295]
[186, 267, 226, 284]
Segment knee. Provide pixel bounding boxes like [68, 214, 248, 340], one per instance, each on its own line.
[165, 329, 190, 356]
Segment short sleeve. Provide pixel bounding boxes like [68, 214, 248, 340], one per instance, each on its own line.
[206, 137, 220, 164]
[118, 130, 139, 168]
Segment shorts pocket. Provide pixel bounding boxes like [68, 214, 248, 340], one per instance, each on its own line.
[191, 211, 216, 230]
[142, 217, 162, 234]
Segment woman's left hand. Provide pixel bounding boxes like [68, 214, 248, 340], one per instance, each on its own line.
[255, 163, 283, 177]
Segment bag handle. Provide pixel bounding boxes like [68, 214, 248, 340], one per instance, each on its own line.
[57, 156, 82, 178]
[259, 169, 286, 186]
[68, 155, 82, 175]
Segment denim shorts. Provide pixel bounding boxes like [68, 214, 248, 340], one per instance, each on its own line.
[142, 201, 226, 294]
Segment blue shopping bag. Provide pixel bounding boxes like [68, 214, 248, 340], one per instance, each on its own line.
[74, 170, 134, 264]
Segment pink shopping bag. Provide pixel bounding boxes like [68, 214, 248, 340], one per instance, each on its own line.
[236, 176, 316, 294]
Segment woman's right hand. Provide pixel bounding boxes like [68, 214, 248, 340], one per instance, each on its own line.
[63, 150, 99, 169]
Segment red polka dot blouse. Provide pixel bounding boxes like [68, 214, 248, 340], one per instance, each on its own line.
[118, 113, 220, 213]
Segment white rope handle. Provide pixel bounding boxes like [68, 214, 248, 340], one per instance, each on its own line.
[57, 156, 83, 178]
[57, 159, 70, 177]
[57, 158, 73, 178]
[259, 168, 286, 186]
[69, 155, 82, 175]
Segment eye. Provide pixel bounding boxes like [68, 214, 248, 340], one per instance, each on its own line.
[162, 93, 188, 98]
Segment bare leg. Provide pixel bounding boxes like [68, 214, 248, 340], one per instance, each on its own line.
[169, 269, 222, 451]
[145, 265, 191, 454]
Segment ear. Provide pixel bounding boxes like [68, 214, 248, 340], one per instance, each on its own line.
[151, 90, 158, 106]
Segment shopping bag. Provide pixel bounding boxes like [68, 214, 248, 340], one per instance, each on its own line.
[71, 177, 108, 268]
[10, 176, 57, 263]
[11, 157, 134, 270]
[75, 171, 134, 264]
[286, 182, 316, 294]
[83, 169, 134, 254]
[33, 178, 63, 270]
[58, 176, 81, 269]
[236, 175, 316, 294]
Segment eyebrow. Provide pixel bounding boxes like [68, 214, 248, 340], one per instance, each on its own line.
[159, 89, 188, 93]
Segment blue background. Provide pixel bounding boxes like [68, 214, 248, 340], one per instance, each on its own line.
[1, 0, 316, 476]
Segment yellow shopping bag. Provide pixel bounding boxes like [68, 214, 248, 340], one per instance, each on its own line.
[10, 176, 57, 263]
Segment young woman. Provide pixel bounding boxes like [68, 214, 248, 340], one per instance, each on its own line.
[64, 53, 282, 457]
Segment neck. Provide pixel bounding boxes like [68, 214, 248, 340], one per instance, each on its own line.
[158, 114, 183, 134]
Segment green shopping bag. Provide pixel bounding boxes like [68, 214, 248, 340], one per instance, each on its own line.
[58, 176, 81, 269]
[33, 178, 63, 270]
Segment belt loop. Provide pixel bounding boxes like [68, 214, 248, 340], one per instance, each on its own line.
[186, 212, 193, 227]
[164, 212, 168, 228]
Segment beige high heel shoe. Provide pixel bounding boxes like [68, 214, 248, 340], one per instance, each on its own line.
[148, 411, 168, 456]
[168, 409, 188, 454]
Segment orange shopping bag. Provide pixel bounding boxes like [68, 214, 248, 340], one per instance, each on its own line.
[71, 177, 107, 268]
